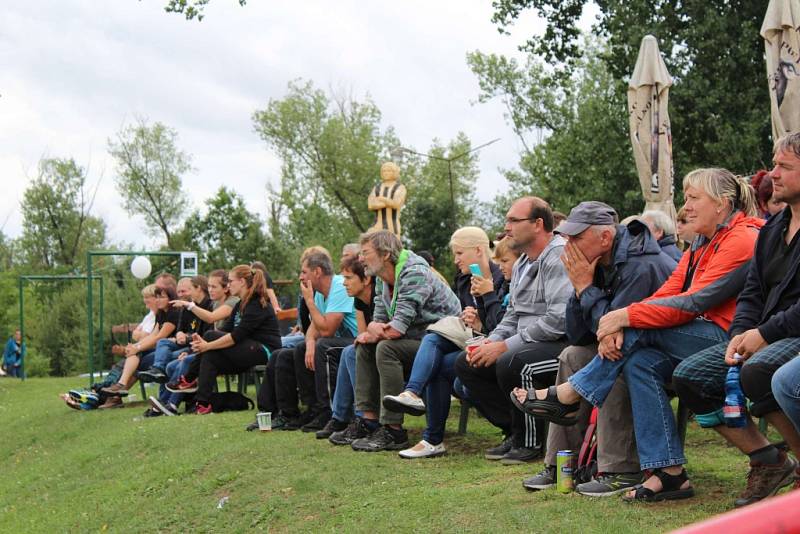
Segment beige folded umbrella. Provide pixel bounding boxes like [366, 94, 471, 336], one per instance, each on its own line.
[762, 0, 800, 140]
[628, 35, 676, 222]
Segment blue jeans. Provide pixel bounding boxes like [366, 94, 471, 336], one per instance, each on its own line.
[331, 344, 360, 422]
[570, 319, 728, 470]
[281, 333, 305, 349]
[405, 333, 462, 445]
[772, 355, 800, 434]
[164, 355, 194, 407]
[153, 338, 189, 371]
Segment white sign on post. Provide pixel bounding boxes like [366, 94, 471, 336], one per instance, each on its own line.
[180, 252, 198, 277]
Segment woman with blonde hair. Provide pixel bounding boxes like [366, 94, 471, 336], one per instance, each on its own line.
[515, 167, 763, 501]
[382, 226, 504, 458]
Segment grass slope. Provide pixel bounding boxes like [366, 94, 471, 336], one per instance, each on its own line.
[0, 377, 781, 533]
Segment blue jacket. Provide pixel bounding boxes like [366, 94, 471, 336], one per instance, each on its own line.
[3, 337, 26, 367]
[731, 207, 800, 342]
[658, 234, 684, 263]
[566, 221, 677, 345]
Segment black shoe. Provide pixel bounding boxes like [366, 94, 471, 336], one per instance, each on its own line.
[316, 418, 348, 439]
[245, 420, 259, 432]
[138, 367, 168, 384]
[329, 417, 370, 446]
[351, 426, 409, 452]
[282, 411, 314, 430]
[271, 414, 291, 431]
[500, 446, 543, 465]
[143, 407, 163, 418]
[302, 410, 332, 433]
[484, 435, 514, 460]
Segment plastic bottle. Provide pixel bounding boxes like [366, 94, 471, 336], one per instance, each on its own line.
[723, 353, 747, 428]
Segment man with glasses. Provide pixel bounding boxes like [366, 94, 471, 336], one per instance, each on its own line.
[454, 196, 572, 464]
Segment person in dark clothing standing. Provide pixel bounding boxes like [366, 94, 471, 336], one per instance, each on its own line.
[190, 265, 281, 415]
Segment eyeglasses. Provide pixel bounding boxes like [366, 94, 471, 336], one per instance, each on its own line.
[505, 216, 538, 224]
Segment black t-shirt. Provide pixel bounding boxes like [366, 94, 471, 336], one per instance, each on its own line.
[156, 307, 181, 330]
[764, 214, 800, 312]
[179, 297, 214, 339]
[265, 273, 274, 289]
[221, 298, 282, 352]
[354, 285, 376, 325]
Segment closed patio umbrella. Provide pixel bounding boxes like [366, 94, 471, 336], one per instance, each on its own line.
[628, 35, 676, 221]
[762, 0, 800, 140]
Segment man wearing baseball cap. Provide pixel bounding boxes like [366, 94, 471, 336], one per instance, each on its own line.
[519, 201, 677, 496]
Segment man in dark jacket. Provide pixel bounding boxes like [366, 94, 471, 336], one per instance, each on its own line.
[522, 202, 677, 496]
[673, 133, 800, 507]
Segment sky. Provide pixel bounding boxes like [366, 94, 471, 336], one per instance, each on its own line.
[0, 1, 592, 249]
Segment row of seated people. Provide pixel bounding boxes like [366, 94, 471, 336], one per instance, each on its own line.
[61, 132, 800, 511]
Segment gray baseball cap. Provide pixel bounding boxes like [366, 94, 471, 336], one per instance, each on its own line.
[554, 201, 618, 236]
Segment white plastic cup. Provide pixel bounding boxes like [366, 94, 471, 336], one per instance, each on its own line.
[256, 412, 272, 431]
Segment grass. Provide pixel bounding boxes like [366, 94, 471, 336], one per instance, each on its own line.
[0, 376, 784, 533]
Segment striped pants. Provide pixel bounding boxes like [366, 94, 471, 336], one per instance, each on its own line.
[456, 339, 565, 449]
[498, 341, 564, 448]
[674, 336, 800, 420]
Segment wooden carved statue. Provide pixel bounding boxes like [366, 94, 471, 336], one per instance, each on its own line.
[368, 161, 406, 236]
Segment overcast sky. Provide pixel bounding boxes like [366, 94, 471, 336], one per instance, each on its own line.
[0, 1, 591, 248]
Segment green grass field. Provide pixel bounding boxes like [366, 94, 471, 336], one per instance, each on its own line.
[0, 377, 783, 533]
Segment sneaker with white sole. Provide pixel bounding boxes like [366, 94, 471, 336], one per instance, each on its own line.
[148, 395, 177, 416]
[382, 391, 426, 416]
[576, 472, 644, 497]
[522, 465, 556, 491]
[399, 440, 446, 459]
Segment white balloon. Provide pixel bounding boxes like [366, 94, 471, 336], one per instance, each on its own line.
[130, 256, 152, 279]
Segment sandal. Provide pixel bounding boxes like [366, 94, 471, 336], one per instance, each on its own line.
[622, 468, 695, 502]
[509, 386, 580, 426]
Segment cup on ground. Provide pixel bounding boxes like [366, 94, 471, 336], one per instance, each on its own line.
[256, 411, 272, 431]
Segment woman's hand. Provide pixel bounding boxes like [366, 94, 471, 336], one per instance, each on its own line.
[170, 299, 189, 308]
[470, 275, 494, 296]
[461, 306, 482, 332]
[190, 333, 208, 354]
[597, 308, 630, 339]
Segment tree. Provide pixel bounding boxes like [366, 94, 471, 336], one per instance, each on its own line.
[163, 0, 246, 21]
[403, 133, 482, 280]
[490, 0, 773, 176]
[468, 42, 643, 217]
[180, 186, 267, 269]
[108, 118, 193, 248]
[253, 80, 400, 254]
[17, 158, 106, 270]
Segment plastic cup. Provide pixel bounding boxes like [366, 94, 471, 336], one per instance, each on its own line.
[256, 412, 272, 431]
[465, 335, 487, 362]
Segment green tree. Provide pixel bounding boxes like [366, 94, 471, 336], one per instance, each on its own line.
[490, 0, 773, 175]
[468, 42, 643, 217]
[180, 186, 267, 269]
[163, 0, 246, 21]
[108, 118, 193, 248]
[253, 79, 400, 256]
[403, 133, 481, 280]
[17, 158, 106, 270]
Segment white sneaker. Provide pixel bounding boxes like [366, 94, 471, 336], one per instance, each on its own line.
[382, 391, 426, 416]
[399, 440, 446, 459]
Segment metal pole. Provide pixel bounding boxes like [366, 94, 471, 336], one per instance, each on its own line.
[99, 276, 104, 375]
[87, 252, 94, 386]
[18, 277, 24, 381]
[447, 160, 456, 232]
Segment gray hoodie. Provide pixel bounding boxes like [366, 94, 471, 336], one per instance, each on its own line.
[488, 234, 571, 351]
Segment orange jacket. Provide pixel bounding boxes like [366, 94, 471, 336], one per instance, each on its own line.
[627, 211, 764, 332]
